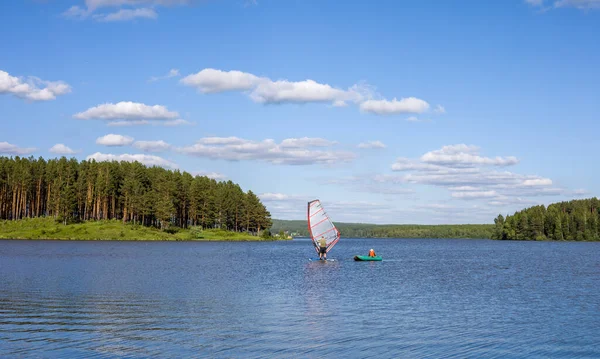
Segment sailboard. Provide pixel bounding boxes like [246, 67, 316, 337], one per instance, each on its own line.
[308, 199, 340, 255]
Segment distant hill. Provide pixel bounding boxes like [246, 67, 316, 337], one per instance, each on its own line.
[271, 219, 494, 239]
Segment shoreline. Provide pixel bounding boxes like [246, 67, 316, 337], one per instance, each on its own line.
[0, 218, 284, 242]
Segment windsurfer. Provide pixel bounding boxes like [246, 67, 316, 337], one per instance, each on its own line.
[368, 248, 376, 257]
[318, 236, 328, 260]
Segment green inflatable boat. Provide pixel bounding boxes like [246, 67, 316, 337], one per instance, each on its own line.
[354, 255, 382, 261]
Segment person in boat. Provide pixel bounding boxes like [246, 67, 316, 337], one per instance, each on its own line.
[368, 248, 376, 257]
[318, 236, 328, 260]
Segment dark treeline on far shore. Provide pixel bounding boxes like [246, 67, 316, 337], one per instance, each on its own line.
[274, 198, 600, 242]
[493, 198, 600, 241]
[271, 220, 495, 239]
[0, 156, 272, 235]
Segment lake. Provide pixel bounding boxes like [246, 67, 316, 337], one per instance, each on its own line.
[0, 237, 598, 358]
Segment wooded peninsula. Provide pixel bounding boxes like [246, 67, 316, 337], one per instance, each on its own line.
[492, 198, 600, 241]
[0, 156, 274, 240]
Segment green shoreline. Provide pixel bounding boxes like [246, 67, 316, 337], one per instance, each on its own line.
[0, 218, 283, 241]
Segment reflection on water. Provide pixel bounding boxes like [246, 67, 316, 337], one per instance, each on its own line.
[0, 238, 599, 358]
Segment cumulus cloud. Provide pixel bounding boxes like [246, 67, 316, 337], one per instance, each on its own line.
[0, 70, 71, 102]
[133, 140, 171, 152]
[359, 97, 430, 115]
[420, 144, 519, 167]
[180, 68, 432, 113]
[0, 142, 36, 155]
[74, 101, 179, 123]
[180, 68, 262, 93]
[177, 136, 355, 165]
[64, 0, 191, 21]
[86, 152, 178, 169]
[49, 144, 77, 154]
[358, 141, 386, 149]
[388, 144, 565, 204]
[96, 134, 135, 146]
[522, 178, 553, 186]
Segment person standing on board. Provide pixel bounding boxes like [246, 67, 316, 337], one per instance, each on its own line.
[318, 236, 328, 260]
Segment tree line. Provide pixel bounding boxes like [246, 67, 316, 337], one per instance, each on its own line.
[0, 156, 272, 234]
[493, 198, 600, 241]
[271, 219, 494, 239]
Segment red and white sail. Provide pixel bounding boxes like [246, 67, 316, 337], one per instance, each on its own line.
[307, 199, 340, 253]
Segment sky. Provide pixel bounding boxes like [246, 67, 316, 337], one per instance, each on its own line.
[1, 0, 599, 224]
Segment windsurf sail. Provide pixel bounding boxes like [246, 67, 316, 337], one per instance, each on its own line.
[308, 199, 340, 254]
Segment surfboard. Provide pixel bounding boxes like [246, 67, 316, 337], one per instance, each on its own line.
[309, 258, 336, 262]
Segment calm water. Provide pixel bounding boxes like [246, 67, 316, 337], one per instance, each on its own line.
[0, 238, 599, 358]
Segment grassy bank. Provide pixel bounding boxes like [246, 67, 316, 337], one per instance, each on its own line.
[0, 218, 278, 241]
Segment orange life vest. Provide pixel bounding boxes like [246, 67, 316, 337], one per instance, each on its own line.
[368, 249, 376, 257]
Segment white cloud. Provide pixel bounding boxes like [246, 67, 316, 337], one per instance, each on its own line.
[280, 137, 336, 148]
[198, 137, 246, 145]
[133, 140, 170, 152]
[96, 7, 157, 21]
[74, 101, 179, 122]
[451, 190, 499, 200]
[149, 68, 180, 82]
[0, 142, 36, 155]
[259, 193, 291, 201]
[180, 68, 262, 93]
[49, 144, 77, 154]
[249, 79, 359, 105]
[191, 171, 227, 180]
[64, 0, 191, 21]
[359, 97, 430, 115]
[177, 136, 355, 166]
[96, 134, 135, 146]
[522, 178, 553, 186]
[180, 68, 424, 111]
[434, 105, 446, 114]
[358, 141, 386, 149]
[420, 144, 519, 167]
[0, 70, 71, 102]
[86, 152, 178, 169]
[391, 157, 442, 172]
[388, 144, 565, 204]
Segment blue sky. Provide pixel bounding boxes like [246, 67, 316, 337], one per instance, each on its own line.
[1, 0, 598, 224]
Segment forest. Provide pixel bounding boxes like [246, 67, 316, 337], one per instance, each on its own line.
[0, 156, 272, 235]
[492, 198, 600, 241]
[271, 219, 494, 239]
